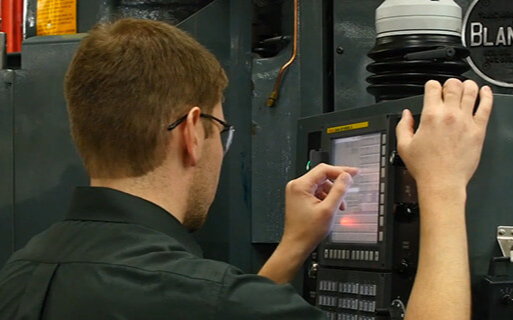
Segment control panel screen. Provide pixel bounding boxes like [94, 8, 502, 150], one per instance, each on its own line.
[331, 133, 381, 244]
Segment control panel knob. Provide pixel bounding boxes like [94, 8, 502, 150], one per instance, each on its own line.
[395, 203, 418, 223]
[308, 262, 319, 278]
[502, 294, 513, 306]
[398, 259, 410, 274]
[389, 150, 405, 167]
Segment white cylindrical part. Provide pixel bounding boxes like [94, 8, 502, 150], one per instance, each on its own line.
[376, 0, 462, 38]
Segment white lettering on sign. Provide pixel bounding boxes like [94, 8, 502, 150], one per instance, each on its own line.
[470, 22, 513, 47]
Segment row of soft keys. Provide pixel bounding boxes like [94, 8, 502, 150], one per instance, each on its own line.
[318, 280, 378, 296]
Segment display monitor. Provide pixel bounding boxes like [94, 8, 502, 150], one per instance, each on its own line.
[331, 133, 381, 244]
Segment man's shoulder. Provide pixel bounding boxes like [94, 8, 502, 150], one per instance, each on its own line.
[3, 219, 235, 285]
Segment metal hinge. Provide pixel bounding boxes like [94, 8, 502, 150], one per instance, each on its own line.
[497, 226, 513, 262]
[0, 32, 6, 70]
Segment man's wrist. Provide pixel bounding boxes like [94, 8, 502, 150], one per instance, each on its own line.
[277, 237, 310, 263]
[416, 181, 467, 228]
[258, 239, 310, 284]
[280, 233, 317, 260]
[416, 181, 467, 202]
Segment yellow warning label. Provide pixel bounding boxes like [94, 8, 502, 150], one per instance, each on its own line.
[327, 121, 369, 134]
[37, 0, 77, 36]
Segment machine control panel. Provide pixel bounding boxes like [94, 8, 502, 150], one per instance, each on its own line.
[316, 268, 399, 320]
[301, 114, 419, 319]
[299, 95, 513, 320]
[316, 115, 419, 272]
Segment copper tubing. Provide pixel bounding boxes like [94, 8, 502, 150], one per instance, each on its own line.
[267, 0, 298, 107]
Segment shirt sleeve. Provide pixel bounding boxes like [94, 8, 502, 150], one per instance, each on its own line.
[214, 265, 327, 320]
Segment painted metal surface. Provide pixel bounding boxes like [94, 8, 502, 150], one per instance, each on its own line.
[0, 70, 15, 267]
[113, 0, 214, 24]
[13, 35, 88, 250]
[251, 0, 328, 243]
[333, 0, 379, 110]
[223, 0, 255, 271]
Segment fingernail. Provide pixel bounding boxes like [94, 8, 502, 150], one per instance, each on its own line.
[402, 109, 407, 117]
[483, 86, 492, 93]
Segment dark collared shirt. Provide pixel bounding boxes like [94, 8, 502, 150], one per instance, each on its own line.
[0, 187, 325, 320]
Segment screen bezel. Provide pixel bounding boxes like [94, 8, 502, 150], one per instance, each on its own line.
[330, 132, 382, 245]
[318, 115, 395, 270]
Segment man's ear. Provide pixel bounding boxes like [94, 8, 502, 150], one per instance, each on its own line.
[182, 107, 203, 166]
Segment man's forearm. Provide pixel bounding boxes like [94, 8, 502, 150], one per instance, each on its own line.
[405, 184, 470, 320]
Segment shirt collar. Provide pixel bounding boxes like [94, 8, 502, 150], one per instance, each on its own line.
[65, 186, 203, 257]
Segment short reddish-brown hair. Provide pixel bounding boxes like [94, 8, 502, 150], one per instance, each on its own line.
[65, 18, 228, 178]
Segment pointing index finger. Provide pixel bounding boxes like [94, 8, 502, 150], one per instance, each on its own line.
[304, 164, 359, 187]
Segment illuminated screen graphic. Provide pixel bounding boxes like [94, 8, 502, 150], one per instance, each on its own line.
[331, 133, 381, 244]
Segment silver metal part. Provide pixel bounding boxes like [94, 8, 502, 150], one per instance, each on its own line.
[308, 262, 319, 278]
[0, 33, 6, 70]
[389, 299, 406, 320]
[497, 226, 513, 262]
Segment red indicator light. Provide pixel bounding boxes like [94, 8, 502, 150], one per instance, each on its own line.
[339, 216, 354, 226]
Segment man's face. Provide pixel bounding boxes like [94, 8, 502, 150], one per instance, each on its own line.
[183, 101, 225, 232]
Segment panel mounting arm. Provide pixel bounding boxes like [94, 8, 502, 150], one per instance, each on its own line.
[497, 226, 513, 262]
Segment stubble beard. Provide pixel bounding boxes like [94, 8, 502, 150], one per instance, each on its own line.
[183, 155, 217, 232]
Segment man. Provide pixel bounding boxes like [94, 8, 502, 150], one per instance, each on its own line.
[0, 19, 493, 320]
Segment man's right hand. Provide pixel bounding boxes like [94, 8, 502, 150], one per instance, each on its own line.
[258, 164, 358, 284]
[282, 164, 359, 255]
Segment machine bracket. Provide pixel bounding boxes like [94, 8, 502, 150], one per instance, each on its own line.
[497, 227, 513, 262]
[389, 299, 406, 320]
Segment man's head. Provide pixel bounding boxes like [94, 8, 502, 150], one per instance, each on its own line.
[65, 18, 229, 230]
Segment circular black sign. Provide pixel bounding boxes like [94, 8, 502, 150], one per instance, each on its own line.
[463, 0, 513, 87]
